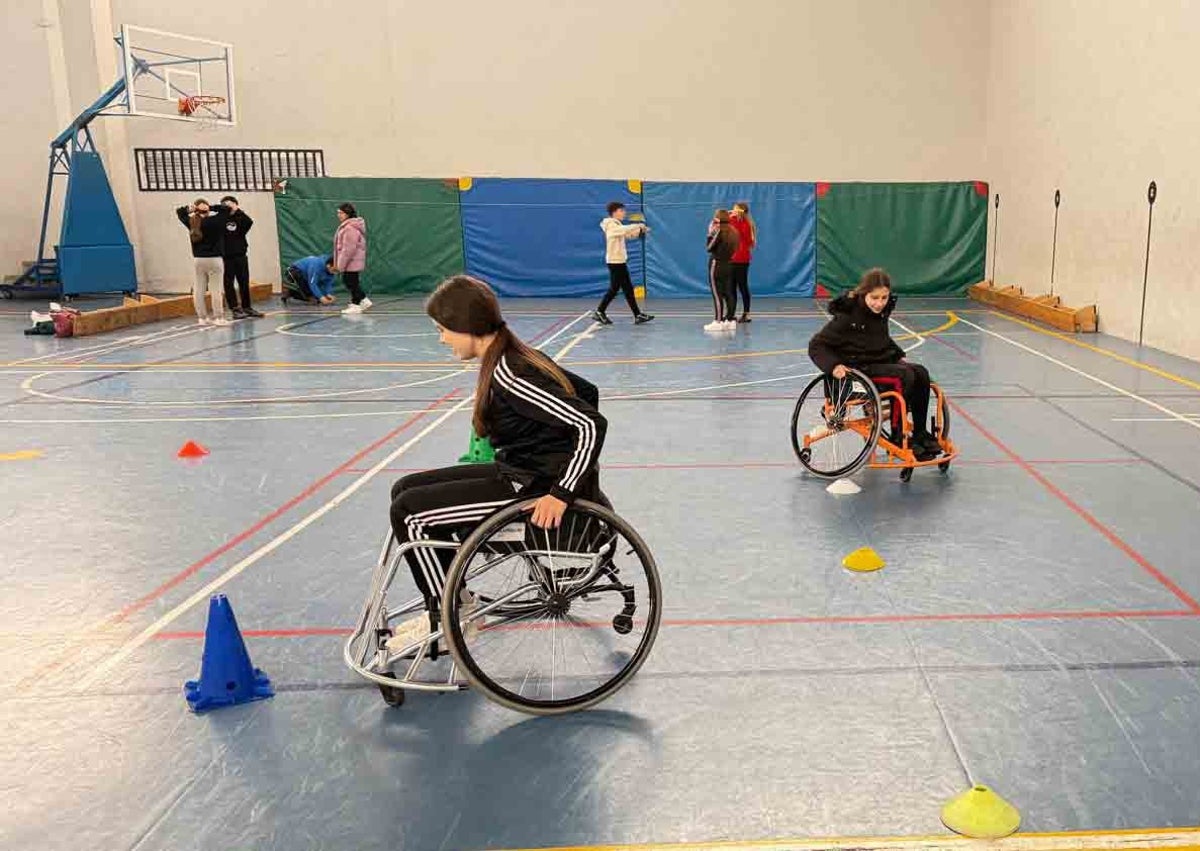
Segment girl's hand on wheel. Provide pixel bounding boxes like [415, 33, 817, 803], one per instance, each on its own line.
[832, 365, 848, 379]
[530, 494, 568, 529]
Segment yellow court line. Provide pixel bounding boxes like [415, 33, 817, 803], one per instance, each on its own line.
[894, 311, 958, 341]
[0, 450, 43, 462]
[987, 310, 1200, 392]
[566, 313, 959, 367]
[0, 314, 963, 372]
[499, 826, 1200, 851]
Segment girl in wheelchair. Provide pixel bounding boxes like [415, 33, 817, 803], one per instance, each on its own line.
[388, 275, 608, 647]
[808, 268, 941, 460]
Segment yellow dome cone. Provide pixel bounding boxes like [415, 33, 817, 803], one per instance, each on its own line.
[842, 547, 885, 573]
[941, 785, 1020, 839]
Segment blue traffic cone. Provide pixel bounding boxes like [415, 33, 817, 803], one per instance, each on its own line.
[458, 428, 495, 464]
[184, 595, 274, 713]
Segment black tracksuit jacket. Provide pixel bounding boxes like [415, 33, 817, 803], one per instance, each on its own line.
[486, 353, 607, 504]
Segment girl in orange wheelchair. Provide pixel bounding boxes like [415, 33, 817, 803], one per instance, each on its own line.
[808, 268, 941, 460]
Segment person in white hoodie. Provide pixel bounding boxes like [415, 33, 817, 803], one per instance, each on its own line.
[592, 202, 654, 325]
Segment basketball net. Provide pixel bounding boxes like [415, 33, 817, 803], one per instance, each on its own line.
[178, 95, 226, 132]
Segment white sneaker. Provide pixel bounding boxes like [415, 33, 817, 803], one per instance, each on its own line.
[385, 614, 431, 655]
[703, 320, 724, 332]
[211, 317, 232, 327]
[341, 303, 364, 315]
[197, 317, 212, 326]
[723, 320, 738, 331]
[358, 297, 373, 311]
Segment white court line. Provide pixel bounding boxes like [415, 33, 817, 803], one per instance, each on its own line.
[889, 316, 927, 354]
[608, 372, 818, 400]
[957, 316, 1200, 433]
[275, 323, 437, 339]
[74, 313, 592, 691]
[20, 369, 460, 407]
[1112, 416, 1200, 423]
[9, 323, 204, 365]
[0, 409, 439, 425]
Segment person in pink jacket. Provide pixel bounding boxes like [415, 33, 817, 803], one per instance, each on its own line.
[333, 202, 372, 314]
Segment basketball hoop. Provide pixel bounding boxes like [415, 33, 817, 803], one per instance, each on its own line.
[177, 94, 226, 117]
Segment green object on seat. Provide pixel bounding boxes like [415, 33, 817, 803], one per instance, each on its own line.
[459, 429, 495, 464]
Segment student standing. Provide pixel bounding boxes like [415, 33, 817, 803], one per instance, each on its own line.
[176, 199, 231, 326]
[219, 196, 262, 319]
[729, 201, 756, 323]
[704, 209, 740, 333]
[593, 202, 654, 326]
[333, 202, 373, 314]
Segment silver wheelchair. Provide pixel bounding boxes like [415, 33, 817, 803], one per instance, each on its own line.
[344, 497, 662, 716]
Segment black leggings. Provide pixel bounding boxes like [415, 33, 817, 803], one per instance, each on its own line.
[859, 362, 933, 437]
[708, 259, 735, 321]
[222, 255, 251, 310]
[598, 263, 641, 315]
[731, 263, 750, 314]
[342, 270, 367, 304]
[390, 464, 519, 609]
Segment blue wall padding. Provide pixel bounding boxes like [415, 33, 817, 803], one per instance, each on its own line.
[643, 182, 816, 298]
[461, 178, 644, 298]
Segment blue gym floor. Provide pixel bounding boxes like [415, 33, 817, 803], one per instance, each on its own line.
[2, 296, 1199, 850]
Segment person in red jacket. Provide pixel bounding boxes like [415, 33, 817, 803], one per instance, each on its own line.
[729, 201, 756, 323]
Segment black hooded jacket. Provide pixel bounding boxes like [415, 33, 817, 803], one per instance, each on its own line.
[808, 293, 905, 373]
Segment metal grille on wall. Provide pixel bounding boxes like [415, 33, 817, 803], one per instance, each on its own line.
[133, 148, 326, 192]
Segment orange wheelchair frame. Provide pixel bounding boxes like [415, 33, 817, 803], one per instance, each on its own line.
[790, 367, 959, 482]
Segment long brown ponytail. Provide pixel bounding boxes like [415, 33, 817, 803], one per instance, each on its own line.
[189, 198, 208, 244]
[425, 275, 574, 437]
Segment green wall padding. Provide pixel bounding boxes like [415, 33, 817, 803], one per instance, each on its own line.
[275, 177, 464, 296]
[816, 181, 988, 295]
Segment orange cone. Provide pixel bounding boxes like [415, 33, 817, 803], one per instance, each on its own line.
[177, 440, 209, 459]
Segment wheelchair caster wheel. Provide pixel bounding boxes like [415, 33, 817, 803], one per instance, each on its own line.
[938, 461, 951, 473]
[798, 448, 811, 465]
[612, 614, 634, 635]
[378, 673, 405, 707]
[899, 467, 914, 483]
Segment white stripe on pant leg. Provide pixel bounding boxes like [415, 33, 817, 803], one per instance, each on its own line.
[406, 515, 444, 601]
[709, 259, 721, 320]
[407, 500, 514, 600]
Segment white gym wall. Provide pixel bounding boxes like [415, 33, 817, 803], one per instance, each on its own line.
[984, 0, 1200, 359]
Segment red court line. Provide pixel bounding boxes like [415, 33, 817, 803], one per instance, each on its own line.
[339, 457, 1144, 476]
[930, 334, 979, 361]
[109, 314, 576, 626]
[952, 400, 1200, 613]
[112, 388, 462, 624]
[149, 607, 1198, 640]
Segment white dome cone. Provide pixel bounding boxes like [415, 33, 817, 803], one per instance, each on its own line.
[826, 478, 861, 495]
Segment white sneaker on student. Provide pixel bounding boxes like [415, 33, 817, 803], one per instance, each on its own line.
[342, 302, 364, 315]
[703, 320, 724, 332]
[358, 297, 373, 311]
[211, 316, 232, 327]
[385, 613, 431, 655]
[723, 320, 738, 331]
[197, 317, 212, 326]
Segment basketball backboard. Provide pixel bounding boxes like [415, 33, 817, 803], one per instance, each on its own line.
[119, 25, 236, 125]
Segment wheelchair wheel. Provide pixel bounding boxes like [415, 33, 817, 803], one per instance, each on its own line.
[440, 499, 662, 716]
[378, 672, 405, 707]
[790, 368, 882, 479]
[933, 389, 952, 473]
